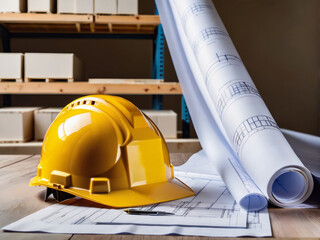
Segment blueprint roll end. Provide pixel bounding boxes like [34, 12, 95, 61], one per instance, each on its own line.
[240, 193, 268, 211]
[268, 167, 314, 207]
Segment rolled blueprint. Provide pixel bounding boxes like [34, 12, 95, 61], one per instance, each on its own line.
[156, 0, 314, 209]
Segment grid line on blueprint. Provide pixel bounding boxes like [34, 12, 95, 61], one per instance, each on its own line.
[205, 54, 242, 83]
[233, 115, 279, 153]
[193, 27, 230, 50]
[182, 2, 213, 24]
[217, 82, 261, 117]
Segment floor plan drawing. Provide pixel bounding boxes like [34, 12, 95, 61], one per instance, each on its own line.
[2, 171, 272, 237]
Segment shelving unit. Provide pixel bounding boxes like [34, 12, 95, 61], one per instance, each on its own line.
[0, 11, 191, 150]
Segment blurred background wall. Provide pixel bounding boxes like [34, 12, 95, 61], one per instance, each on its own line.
[1, 0, 319, 136]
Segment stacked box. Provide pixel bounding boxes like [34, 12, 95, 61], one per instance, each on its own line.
[95, 0, 117, 14]
[24, 53, 82, 81]
[0, 0, 27, 13]
[34, 108, 62, 140]
[142, 110, 177, 139]
[0, 107, 40, 142]
[118, 0, 138, 15]
[57, 0, 93, 14]
[0, 53, 24, 82]
[28, 0, 56, 13]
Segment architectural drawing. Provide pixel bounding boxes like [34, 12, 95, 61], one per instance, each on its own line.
[233, 115, 279, 153]
[158, 0, 314, 208]
[181, 2, 212, 24]
[205, 54, 243, 83]
[2, 171, 272, 237]
[193, 27, 230, 51]
[217, 81, 261, 117]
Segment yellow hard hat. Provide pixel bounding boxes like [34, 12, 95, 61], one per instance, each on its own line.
[30, 95, 194, 208]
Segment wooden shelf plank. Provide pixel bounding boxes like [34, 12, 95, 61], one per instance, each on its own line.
[0, 13, 93, 24]
[0, 82, 182, 95]
[95, 15, 160, 25]
[0, 14, 159, 33]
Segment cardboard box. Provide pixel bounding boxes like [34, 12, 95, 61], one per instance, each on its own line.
[0, 0, 27, 13]
[0, 53, 24, 82]
[0, 107, 40, 142]
[28, 0, 56, 13]
[142, 110, 177, 138]
[94, 0, 117, 14]
[118, 0, 138, 15]
[57, 0, 93, 14]
[34, 108, 62, 140]
[24, 53, 82, 81]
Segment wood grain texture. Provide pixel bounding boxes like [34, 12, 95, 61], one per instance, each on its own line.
[0, 155, 32, 168]
[0, 14, 159, 34]
[0, 82, 182, 95]
[0, 156, 49, 226]
[0, 154, 320, 239]
[0, 13, 93, 24]
[0, 155, 72, 240]
[269, 208, 320, 238]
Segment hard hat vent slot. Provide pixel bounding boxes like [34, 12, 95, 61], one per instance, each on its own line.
[68, 100, 97, 109]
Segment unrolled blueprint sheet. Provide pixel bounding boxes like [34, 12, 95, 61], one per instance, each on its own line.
[2, 172, 272, 237]
[156, 0, 268, 212]
[156, 0, 315, 210]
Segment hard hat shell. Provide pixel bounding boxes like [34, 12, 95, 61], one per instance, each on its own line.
[30, 95, 194, 208]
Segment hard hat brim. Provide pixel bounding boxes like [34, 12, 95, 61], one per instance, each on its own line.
[30, 177, 194, 208]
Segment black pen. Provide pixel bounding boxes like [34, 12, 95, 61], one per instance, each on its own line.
[124, 209, 175, 216]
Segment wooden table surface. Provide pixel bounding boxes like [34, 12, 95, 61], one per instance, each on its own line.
[0, 154, 320, 240]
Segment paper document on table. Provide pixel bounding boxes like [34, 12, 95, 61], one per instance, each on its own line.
[94, 171, 246, 228]
[156, 0, 316, 210]
[2, 171, 272, 237]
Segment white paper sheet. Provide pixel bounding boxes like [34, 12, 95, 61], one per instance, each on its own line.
[156, 0, 315, 209]
[94, 171, 247, 228]
[2, 171, 272, 237]
[155, 0, 268, 211]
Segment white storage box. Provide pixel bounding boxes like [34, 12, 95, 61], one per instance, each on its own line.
[28, 0, 56, 13]
[95, 0, 117, 14]
[0, 53, 24, 82]
[34, 108, 62, 140]
[118, 0, 138, 15]
[0, 0, 27, 13]
[57, 0, 93, 14]
[24, 53, 82, 81]
[0, 107, 40, 142]
[142, 110, 177, 138]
